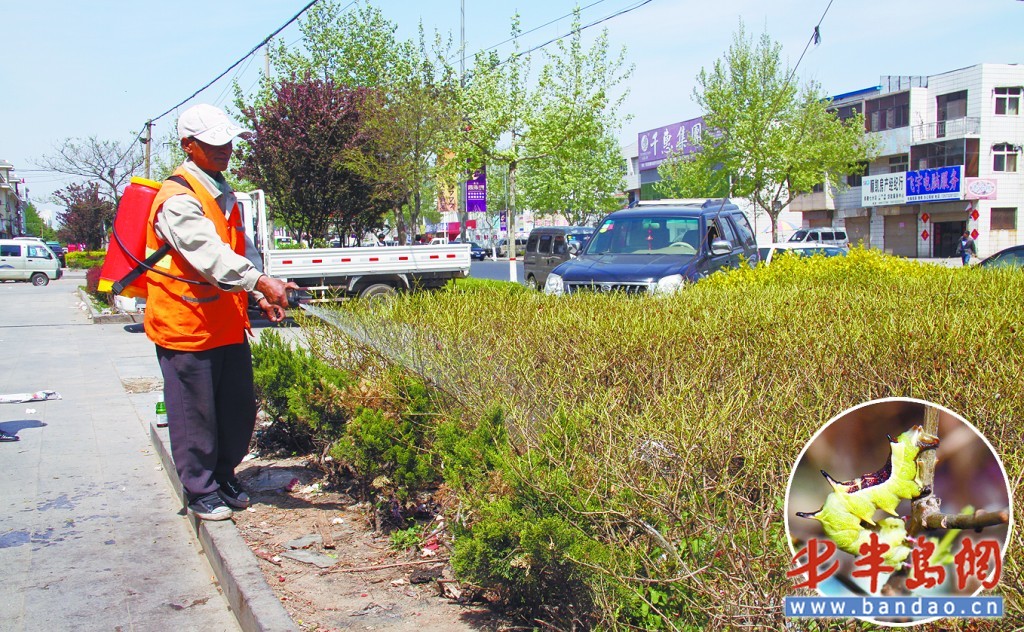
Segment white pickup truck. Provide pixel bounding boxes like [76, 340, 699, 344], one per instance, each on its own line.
[236, 190, 470, 299]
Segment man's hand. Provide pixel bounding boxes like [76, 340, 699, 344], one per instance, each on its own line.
[255, 275, 300, 320]
[256, 297, 288, 323]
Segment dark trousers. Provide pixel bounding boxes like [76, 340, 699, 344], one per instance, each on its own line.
[156, 341, 257, 499]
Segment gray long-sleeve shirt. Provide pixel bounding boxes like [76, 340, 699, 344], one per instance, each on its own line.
[153, 160, 265, 299]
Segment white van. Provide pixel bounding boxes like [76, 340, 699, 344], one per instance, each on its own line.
[0, 239, 63, 286]
[787, 227, 849, 247]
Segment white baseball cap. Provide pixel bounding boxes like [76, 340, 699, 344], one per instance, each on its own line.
[177, 103, 250, 146]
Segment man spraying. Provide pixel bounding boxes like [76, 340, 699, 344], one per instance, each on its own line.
[146, 103, 297, 520]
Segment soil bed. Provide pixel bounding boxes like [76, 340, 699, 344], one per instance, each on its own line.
[232, 456, 511, 632]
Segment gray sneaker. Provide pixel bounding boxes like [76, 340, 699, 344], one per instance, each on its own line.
[188, 491, 233, 521]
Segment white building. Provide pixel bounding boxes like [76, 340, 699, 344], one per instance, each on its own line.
[1, 160, 27, 238]
[791, 63, 1023, 258]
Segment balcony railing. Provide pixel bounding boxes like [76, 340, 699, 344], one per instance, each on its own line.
[912, 117, 980, 142]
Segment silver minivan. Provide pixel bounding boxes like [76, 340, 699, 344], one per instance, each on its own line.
[0, 239, 63, 286]
[787, 227, 849, 247]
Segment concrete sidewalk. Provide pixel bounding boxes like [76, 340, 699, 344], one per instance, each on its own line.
[0, 271, 289, 631]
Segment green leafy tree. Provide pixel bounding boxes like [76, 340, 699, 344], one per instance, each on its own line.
[23, 203, 57, 239]
[271, 1, 412, 90]
[344, 27, 463, 245]
[453, 19, 540, 275]
[53, 182, 115, 249]
[247, 1, 446, 244]
[456, 14, 631, 267]
[519, 14, 631, 227]
[656, 21, 876, 241]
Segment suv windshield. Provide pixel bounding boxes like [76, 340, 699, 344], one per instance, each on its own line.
[789, 230, 808, 242]
[585, 217, 700, 255]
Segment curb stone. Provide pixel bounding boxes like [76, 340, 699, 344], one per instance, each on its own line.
[77, 287, 144, 324]
[149, 420, 299, 632]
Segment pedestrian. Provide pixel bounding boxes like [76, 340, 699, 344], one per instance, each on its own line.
[956, 231, 977, 266]
[146, 103, 297, 521]
[0, 429, 18, 442]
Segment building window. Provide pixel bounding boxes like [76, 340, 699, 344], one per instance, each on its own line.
[991, 208, 1016, 230]
[889, 154, 908, 173]
[995, 87, 1021, 116]
[829, 103, 863, 122]
[993, 143, 1019, 172]
[911, 140, 966, 170]
[846, 162, 868, 187]
[865, 92, 910, 132]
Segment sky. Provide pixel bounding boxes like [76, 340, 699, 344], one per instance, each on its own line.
[3, 0, 1021, 222]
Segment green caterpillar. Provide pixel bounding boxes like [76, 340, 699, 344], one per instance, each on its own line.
[797, 425, 940, 569]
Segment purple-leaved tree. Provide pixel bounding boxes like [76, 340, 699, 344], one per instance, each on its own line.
[237, 76, 387, 244]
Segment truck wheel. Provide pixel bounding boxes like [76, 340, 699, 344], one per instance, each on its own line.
[526, 275, 539, 290]
[360, 283, 397, 299]
[31, 273, 49, 287]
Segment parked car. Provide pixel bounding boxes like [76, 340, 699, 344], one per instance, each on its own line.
[0, 239, 63, 286]
[978, 244, 1024, 269]
[449, 238, 487, 260]
[523, 226, 595, 290]
[45, 241, 66, 267]
[757, 242, 850, 265]
[468, 242, 488, 260]
[787, 227, 849, 247]
[544, 199, 757, 295]
[496, 237, 528, 258]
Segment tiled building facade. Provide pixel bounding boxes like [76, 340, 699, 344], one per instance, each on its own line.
[791, 64, 1023, 258]
[1, 160, 27, 238]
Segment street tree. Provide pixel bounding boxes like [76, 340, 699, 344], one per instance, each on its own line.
[343, 27, 463, 245]
[236, 77, 384, 243]
[457, 35, 533, 279]
[53, 182, 115, 250]
[248, 1, 450, 243]
[270, 1, 412, 90]
[457, 14, 631, 278]
[519, 17, 631, 227]
[35, 136, 145, 206]
[656, 22, 875, 241]
[23, 203, 57, 240]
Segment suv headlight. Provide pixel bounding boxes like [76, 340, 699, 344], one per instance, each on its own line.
[544, 273, 564, 295]
[654, 273, 684, 295]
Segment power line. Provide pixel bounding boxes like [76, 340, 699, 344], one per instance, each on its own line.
[449, 0, 612, 65]
[149, 0, 322, 124]
[502, 0, 655, 64]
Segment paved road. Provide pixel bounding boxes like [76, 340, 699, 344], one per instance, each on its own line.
[0, 271, 240, 631]
[469, 259, 525, 283]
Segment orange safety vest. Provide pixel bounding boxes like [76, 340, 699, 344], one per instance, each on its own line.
[143, 167, 250, 351]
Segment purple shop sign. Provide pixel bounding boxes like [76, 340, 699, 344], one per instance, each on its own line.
[466, 167, 487, 213]
[637, 116, 704, 171]
[499, 210, 507, 232]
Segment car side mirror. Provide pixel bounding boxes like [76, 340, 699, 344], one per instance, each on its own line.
[710, 239, 732, 256]
[568, 243, 579, 256]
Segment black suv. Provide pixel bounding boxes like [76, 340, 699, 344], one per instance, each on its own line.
[543, 199, 757, 295]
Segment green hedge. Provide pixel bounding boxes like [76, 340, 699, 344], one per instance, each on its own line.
[283, 249, 1024, 630]
[65, 250, 106, 269]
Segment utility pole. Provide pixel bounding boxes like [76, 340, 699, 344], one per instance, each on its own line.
[458, 0, 467, 244]
[143, 120, 153, 180]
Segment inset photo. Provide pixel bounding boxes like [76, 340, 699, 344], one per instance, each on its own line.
[785, 398, 1012, 622]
